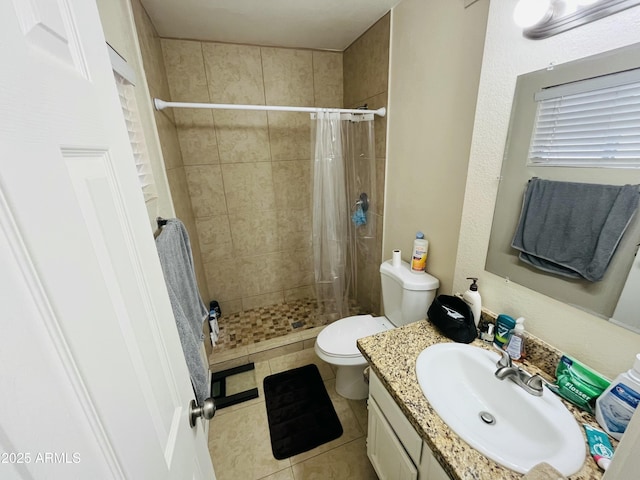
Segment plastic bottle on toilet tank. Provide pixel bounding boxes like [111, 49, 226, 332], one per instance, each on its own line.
[410, 232, 428, 272]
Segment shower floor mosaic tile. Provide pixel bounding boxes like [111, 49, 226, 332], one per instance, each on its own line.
[216, 299, 365, 349]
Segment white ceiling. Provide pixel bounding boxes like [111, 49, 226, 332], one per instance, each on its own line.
[140, 0, 400, 51]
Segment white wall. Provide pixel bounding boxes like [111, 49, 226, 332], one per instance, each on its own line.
[454, 0, 640, 378]
[385, 0, 489, 295]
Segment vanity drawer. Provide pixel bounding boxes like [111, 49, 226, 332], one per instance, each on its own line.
[369, 371, 422, 464]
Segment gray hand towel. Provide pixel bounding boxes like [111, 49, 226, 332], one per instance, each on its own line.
[156, 219, 209, 406]
[511, 178, 638, 282]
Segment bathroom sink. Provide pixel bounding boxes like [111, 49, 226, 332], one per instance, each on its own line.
[415, 343, 585, 475]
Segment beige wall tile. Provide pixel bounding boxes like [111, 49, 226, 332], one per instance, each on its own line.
[342, 13, 390, 312]
[262, 47, 314, 106]
[185, 165, 227, 217]
[214, 110, 271, 164]
[350, 92, 389, 159]
[181, 215, 208, 301]
[203, 43, 265, 104]
[267, 112, 310, 161]
[242, 292, 285, 311]
[375, 158, 386, 217]
[165, 167, 192, 221]
[279, 250, 314, 291]
[229, 210, 279, 256]
[173, 103, 220, 166]
[154, 111, 182, 170]
[152, 40, 349, 313]
[229, 210, 279, 255]
[217, 298, 243, 316]
[196, 215, 233, 264]
[177, 127, 219, 166]
[313, 51, 344, 108]
[272, 160, 311, 209]
[221, 162, 275, 214]
[276, 209, 311, 251]
[239, 252, 282, 297]
[205, 258, 242, 303]
[344, 13, 390, 107]
[173, 108, 214, 128]
[284, 285, 315, 302]
[161, 39, 209, 102]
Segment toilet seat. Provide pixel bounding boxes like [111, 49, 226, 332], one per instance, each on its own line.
[315, 314, 391, 365]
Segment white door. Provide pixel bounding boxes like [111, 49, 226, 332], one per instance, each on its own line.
[0, 1, 215, 479]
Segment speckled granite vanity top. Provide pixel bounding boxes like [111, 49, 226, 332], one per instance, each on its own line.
[357, 319, 606, 480]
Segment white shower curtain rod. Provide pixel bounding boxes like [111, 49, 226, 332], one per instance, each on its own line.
[153, 98, 386, 117]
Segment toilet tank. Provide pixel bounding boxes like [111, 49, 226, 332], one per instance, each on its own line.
[379, 260, 439, 327]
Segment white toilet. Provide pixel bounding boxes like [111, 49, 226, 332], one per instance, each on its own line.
[315, 259, 439, 399]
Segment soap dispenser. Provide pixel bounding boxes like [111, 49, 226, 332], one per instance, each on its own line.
[463, 277, 482, 327]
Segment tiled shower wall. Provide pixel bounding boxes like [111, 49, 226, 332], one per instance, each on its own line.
[344, 14, 390, 315]
[160, 39, 343, 315]
[131, 0, 208, 300]
[134, 0, 389, 317]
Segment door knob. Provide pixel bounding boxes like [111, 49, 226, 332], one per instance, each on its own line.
[189, 398, 216, 427]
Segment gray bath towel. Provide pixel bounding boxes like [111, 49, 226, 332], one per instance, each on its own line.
[156, 219, 209, 406]
[511, 178, 638, 282]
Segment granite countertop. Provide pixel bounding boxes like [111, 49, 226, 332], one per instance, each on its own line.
[356, 319, 605, 480]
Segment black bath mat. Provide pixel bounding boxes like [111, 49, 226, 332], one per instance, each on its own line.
[263, 364, 343, 460]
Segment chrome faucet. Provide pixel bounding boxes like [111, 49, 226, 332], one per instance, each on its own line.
[494, 350, 544, 396]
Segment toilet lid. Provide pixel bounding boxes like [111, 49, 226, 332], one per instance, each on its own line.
[316, 315, 388, 357]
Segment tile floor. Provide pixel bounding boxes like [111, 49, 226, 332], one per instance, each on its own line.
[207, 347, 378, 480]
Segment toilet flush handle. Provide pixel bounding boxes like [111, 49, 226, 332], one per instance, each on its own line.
[189, 398, 216, 427]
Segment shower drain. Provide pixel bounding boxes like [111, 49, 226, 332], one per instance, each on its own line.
[479, 411, 496, 425]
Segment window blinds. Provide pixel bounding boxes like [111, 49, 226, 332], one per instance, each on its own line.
[528, 68, 640, 168]
[114, 73, 158, 203]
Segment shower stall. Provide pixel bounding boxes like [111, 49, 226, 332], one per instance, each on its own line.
[137, 12, 391, 353]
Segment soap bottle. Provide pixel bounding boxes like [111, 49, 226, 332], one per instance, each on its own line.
[462, 277, 482, 327]
[410, 232, 429, 272]
[595, 353, 640, 440]
[504, 318, 526, 361]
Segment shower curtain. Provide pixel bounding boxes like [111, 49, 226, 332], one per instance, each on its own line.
[311, 110, 376, 322]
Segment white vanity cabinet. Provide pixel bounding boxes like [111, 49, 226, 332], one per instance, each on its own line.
[367, 371, 450, 480]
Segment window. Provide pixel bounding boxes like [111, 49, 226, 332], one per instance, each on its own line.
[528, 68, 640, 168]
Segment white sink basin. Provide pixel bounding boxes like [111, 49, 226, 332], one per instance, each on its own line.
[415, 343, 585, 475]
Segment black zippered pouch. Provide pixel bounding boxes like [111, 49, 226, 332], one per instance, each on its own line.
[427, 295, 477, 344]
